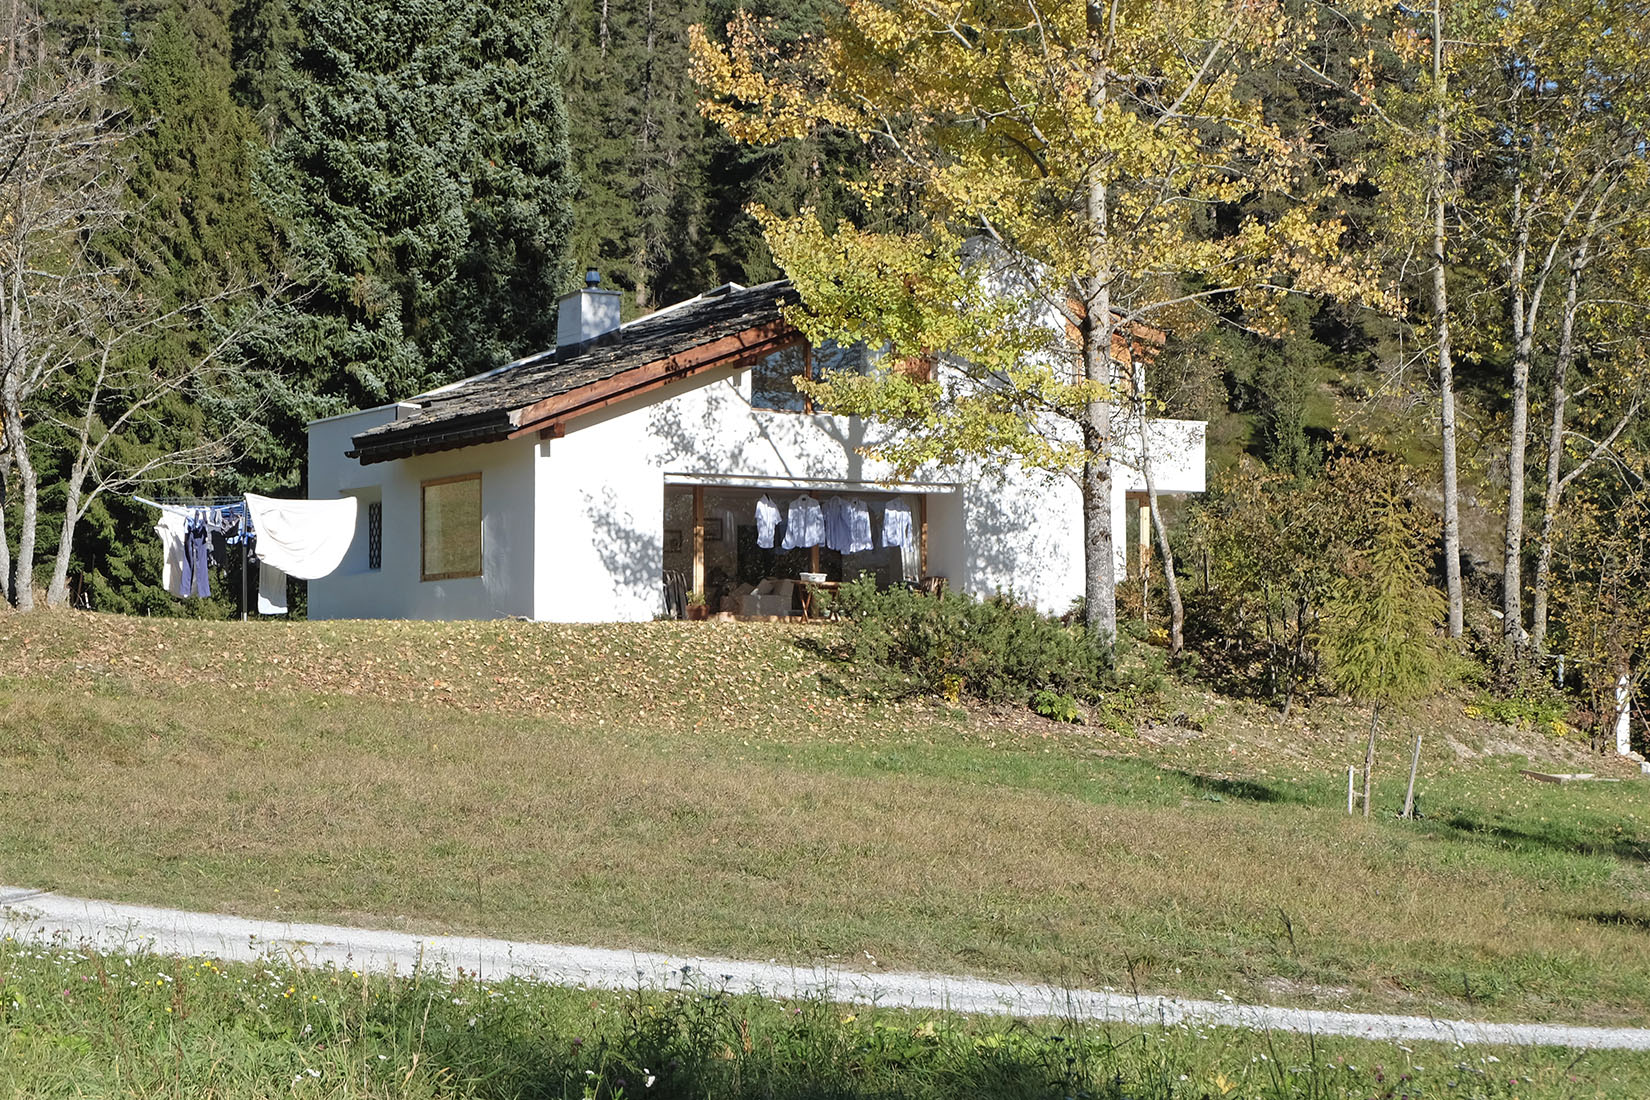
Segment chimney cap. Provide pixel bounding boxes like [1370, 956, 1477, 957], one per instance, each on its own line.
[585, 269, 601, 288]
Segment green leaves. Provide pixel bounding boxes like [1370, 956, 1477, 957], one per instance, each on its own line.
[1320, 483, 1446, 706]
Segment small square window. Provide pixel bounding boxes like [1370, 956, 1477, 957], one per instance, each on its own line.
[422, 474, 482, 581]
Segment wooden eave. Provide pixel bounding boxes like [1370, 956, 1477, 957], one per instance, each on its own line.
[505, 318, 799, 440]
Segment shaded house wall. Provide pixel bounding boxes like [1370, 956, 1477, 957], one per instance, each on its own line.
[530, 358, 1086, 621]
[308, 407, 538, 621]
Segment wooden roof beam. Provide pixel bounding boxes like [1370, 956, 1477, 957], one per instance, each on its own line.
[507, 319, 799, 440]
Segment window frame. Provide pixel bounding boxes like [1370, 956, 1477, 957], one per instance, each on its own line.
[420, 472, 483, 582]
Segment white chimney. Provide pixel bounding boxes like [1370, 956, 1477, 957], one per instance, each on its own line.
[557, 269, 622, 348]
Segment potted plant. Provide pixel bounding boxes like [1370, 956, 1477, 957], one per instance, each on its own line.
[685, 590, 709, 620]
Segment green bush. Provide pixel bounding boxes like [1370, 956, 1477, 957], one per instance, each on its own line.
[1030, 689, 1084, 723]
[818, 580, 1111, 705]
[1466, 690, 1571, 731]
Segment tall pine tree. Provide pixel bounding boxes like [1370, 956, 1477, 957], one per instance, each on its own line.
[254, 0, 574, 443]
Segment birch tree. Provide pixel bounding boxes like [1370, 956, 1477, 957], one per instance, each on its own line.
[0, 0, 120, 609]
[1467, 0, 1650, 656]
[692, 0, 1381, 644]
[0, 2, 274, 610]
[1368, 0, 1493, 641]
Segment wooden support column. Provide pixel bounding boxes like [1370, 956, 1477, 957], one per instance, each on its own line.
[919, 495, 929, 576]
[1139, 498, 1150, 577]
[692, 486, 705, 596]
[1139, 497, 1151, 626]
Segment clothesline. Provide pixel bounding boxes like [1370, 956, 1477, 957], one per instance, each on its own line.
[754, 492, 915, 554]
[131, 492, 358, 619]
[133, 494, 247, 510]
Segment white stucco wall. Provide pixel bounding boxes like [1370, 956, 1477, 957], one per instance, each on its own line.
[1114, 418, 1206, 494]
[307, 362, 1205, 623]
[528, 365, 1087, 621]
[307, 407, 537, 621]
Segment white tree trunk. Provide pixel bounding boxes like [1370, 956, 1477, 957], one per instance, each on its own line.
[1615, 672, 1633, 756]
[1531, 192, 1611, 653]
[4, 428, 36, 611]
[44, 458, 84, 608]
[0, 451, 11, 604]
[1431, 1, 1463, 639]
[1502, 193, 1536, 653]
[1081, 53, 1118, 647]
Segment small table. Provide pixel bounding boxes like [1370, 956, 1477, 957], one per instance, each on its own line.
[798, 579, 841, 619]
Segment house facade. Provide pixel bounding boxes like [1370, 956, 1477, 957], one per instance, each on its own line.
[306, 278, 1205, 622]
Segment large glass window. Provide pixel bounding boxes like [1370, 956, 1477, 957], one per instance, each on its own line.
[422, 474, 482, 581]
[812, 339, 869, 380]
[751, 344, 808, 412]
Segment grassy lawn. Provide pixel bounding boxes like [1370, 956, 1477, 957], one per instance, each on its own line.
[4, 612, 1649, 1028]
[1, 941, 1644, 1099]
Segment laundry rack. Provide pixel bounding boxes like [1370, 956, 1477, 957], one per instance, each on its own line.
[133, 494, 254, 621]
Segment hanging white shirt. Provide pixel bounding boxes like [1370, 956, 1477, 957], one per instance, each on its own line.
[755, 495, 781, 549]
[822, 496, 849, 551]
[846, 498, 874, 553]
[782, 494, 826, 550]
[244, 493, 358, 580]
[883, 499, 915, 548]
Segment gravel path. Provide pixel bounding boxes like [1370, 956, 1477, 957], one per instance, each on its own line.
[4, 886, 1647, 1052]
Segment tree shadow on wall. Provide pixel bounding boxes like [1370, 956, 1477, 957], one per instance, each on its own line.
[583, 485, 663, 600]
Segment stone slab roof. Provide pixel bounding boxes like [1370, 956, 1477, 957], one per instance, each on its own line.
[349, 280, 797, 465]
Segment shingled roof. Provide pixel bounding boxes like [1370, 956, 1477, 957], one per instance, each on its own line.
[349, 280, 799, 465]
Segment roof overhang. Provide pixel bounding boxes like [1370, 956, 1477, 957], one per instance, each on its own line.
[506, 318, 797, 441]
[347, 316, 799, 466]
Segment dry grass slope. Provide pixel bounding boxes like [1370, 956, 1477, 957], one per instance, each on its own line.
[4, 611, 1648, 1028]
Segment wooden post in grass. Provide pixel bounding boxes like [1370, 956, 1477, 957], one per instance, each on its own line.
[1402, 732, 1423, 819]
[1139, 498, 1150, 576]
[1362, 703, 1379, 818]
[918, 495, 929, 577]
[1347, 765, 1356, 814]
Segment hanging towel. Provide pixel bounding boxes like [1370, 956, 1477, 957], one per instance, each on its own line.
[154, 510, 189, 597]
[258, 560, 289, 615]
[755, 495, 781, 549]
[244, 493, 358, 580]
[781, 494, 826, 550]
[883, 499, 915, 549]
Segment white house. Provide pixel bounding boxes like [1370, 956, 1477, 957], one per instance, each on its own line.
[305, 276, 1205, 622]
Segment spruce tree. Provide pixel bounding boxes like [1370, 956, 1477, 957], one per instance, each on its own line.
[561, 0, 713, 311]
[256, 0, 574, 431]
